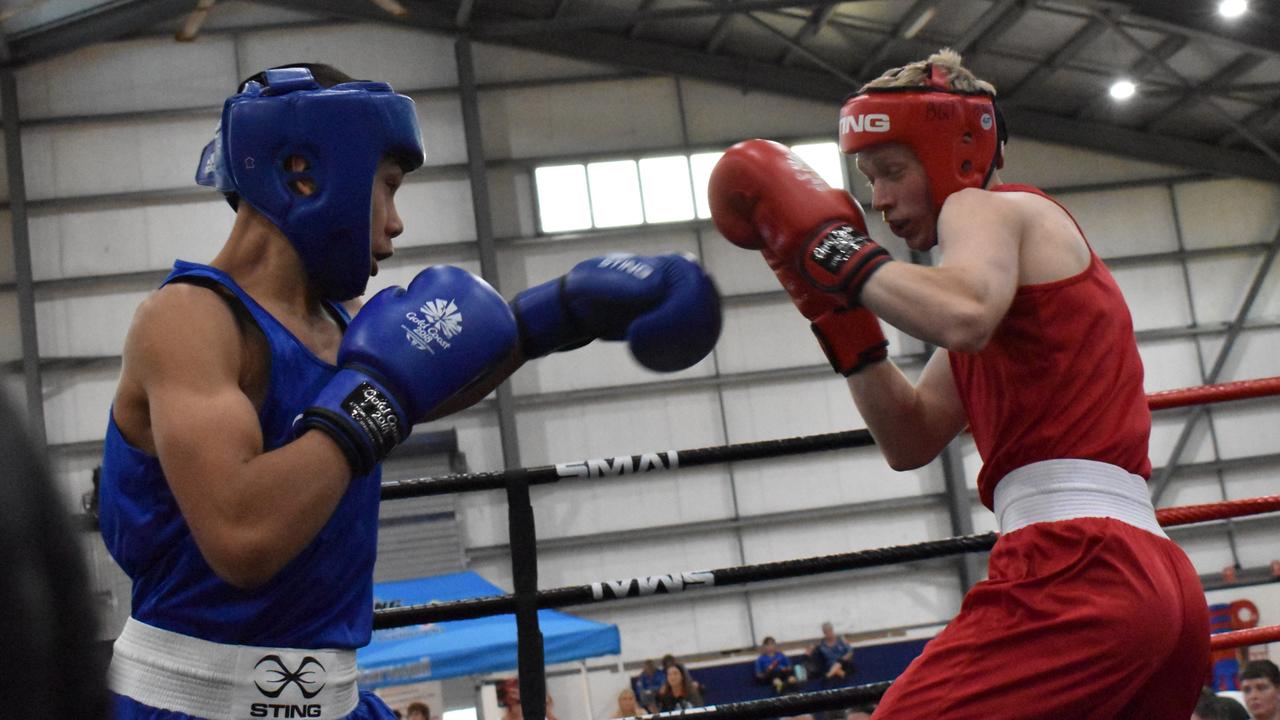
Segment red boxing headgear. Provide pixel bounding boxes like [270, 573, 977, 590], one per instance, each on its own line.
[839, 68, 1003, 217]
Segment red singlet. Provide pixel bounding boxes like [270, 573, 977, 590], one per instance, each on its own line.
[948, 183, 1152, 509]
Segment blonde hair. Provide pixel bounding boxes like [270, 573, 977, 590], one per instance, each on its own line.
[859, 48, 996, 96]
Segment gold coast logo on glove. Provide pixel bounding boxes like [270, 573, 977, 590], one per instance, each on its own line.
[402, 298, 463, 354]
[810, 225, 872, 275]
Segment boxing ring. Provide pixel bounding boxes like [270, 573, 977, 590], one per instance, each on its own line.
[372, 375, 1280, 720]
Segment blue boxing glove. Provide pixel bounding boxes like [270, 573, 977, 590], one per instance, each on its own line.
[297, 265, 517, 475]
[512, 253, 721, 372]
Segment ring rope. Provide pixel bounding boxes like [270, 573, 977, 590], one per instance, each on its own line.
[1210, 624, 1280, 651]
[624, 682, 892, 720]
[1155, 493, 1280, 526]
[374, 492, 1280, 628]
[380, 375, 1280, 500]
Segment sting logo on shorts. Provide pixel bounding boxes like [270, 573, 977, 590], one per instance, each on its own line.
[253, 654, 327, 699]
[809, 225, 872, 276]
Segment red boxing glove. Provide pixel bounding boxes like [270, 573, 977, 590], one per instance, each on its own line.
[709, 139, 891, 301]
[768, 252, 888, 375]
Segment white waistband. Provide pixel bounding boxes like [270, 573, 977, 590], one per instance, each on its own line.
[108, 618, 359, 720]
[993, 459, 1166, 538]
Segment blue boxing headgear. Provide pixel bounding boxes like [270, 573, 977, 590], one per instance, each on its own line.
[197, 67, 425, 301]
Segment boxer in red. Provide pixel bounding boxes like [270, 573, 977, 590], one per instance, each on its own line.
[709, 48, 1209, 719]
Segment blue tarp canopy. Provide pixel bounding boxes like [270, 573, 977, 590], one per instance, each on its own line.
[357, 571, 621, 689]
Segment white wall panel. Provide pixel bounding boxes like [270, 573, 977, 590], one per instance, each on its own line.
[1159, 469, 1233, 508]
[1001, 137, 1184, 189]
[679, 80, 833, 147]
[699, 230, 779, 296]
[535, 466, 734, 541]
[1222, 463, 1280, 504]
[472, 43, 620, 85]
[396, 178, 477, 249]
[487, 167, 536, 240]
[1197, 327, 1280, 385]
[42, 363, 117, 445]
[720, 374, 865, 444]
[1112, 262, 1191, 331]
[1235, 522, 1280, 574]
[1150, 411, 1217, 470]
[479, 77, 682, 159]
[418, 95, 468, 167]
[1174, 178, 1280, 249]
[1056, 186, 1178, 257]
[576, 595, 753, 662]
[29, 199, 230, 281]
[1204, 400, 1280, 460]
[237, 24, 459, 91]
[739, 506, 952, 563]
[515, 388, 726, 467]
[35, 288, 147, 357]
[716, 301, 827, 374]
[1185, 252, 1270, 325]
[455, 459, 732, 548]
[1177, 532, 1239, 576]
[1137, 337, 1204, 394]
[732, 451, 941, 517]
[747, 568, 961, 642]
[22, 116, 214, 200]
[17, 37, 237, 119]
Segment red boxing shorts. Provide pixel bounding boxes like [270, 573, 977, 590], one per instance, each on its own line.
[873, 516, 1209, 719]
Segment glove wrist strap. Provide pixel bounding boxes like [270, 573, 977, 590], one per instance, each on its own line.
[296, 368, 410, 475]
[811, 308, 888, 376]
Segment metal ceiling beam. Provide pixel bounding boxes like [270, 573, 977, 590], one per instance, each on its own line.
[703, 10, 736, 54]
[475, 0, 846, 38]
[1002, 13, 1110, 102]
[1120, 0, 1280, 64]
[778, 4, 837, 66]
[1100, 12, 1280, 166]
[1073, 33, 1185, 120]
[952, 0, 1026, 55]
[626, 0, 661, 38]
[741, 10, 858, 86]
[854, 0, 943, 82]
[4, 0, 199, 66]
[1141, 52, 1266, 133]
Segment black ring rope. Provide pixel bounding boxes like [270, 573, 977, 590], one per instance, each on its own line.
[372, 531, 996, 628]
[380, 429, 875, 499]
[626, 682, 893, 720]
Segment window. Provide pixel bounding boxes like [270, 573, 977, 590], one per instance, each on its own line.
[639, 155, 695, 223]
[534, 164, 592, 232]
[533, 140, 844, 233]
[587, 160, 645, 228]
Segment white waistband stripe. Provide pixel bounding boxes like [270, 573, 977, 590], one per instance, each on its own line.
[108, 618, 359, 720]
[993, 459, 1166, 538]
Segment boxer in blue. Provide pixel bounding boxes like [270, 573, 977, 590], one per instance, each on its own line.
[100, 64, 721, 720]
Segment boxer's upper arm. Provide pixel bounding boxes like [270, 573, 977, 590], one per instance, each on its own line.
[933, 188, 1021, 348]
[126, 285, 265, 573]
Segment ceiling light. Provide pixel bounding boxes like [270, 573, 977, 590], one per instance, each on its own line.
[1109, 79, 1136, 101]
[1218, 0, 1248, 19]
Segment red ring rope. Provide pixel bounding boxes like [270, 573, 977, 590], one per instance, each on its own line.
[1210, 624, 1280, 651]
[1147, 376, 1280, 411]
[1157, 494, 1280, 526]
